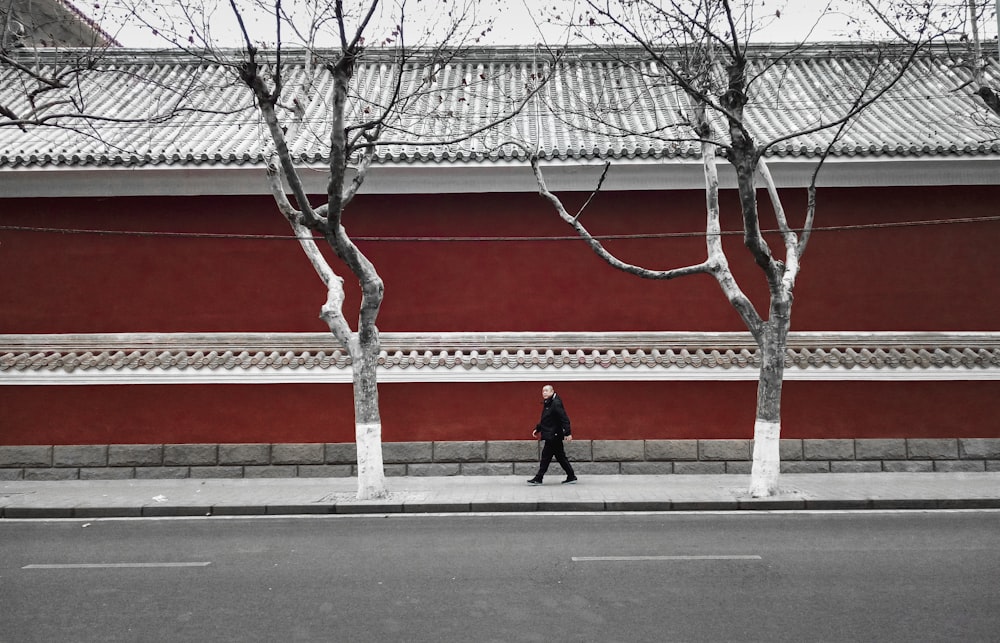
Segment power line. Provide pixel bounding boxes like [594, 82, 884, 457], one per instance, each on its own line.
[2, 214, 1000, 242]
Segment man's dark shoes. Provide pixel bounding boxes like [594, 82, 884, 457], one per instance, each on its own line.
[562, 477, 578, 484]
[526, 478, 543, 485]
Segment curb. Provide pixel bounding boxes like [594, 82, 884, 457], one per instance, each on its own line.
[5, 498, 1000, 519]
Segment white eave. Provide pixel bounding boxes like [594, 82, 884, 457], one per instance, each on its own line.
[3, 155, 1000, 198]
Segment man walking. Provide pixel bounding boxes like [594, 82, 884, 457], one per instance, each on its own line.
[527, 384, 578, 485]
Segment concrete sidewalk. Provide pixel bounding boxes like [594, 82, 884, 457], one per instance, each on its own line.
[2, 472, 1000, 518]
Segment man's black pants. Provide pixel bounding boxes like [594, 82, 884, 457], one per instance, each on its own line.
[536, 438, 575, 479]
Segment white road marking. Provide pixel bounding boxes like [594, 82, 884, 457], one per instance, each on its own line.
[23, 562, 211, 569]
[572, 555, 762, 562]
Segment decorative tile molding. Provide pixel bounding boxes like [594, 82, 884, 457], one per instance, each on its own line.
[2, 439, 997, 480]
[2, 332, 999, 384]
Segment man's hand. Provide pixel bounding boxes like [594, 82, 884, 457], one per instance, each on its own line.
[565, 435, 573, 442]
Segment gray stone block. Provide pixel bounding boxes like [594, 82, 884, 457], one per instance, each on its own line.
[134, 467, 190, 479]
[271, 443, 324, 465]
[699, 440, 750, 461]
[779, 439, 803, 461]
[644, 440, 697, 461]
[297, 465, 353, 478]
[622, 462, 674, 475]
[673, 461, 726, 475]
[383, 464, 408, 477]
[855, 439, 907, 461]
[0, 469, 24, 480]
[325, 443, 357, 464]
[486, 440, 538, 462]
[188, 466, 244, 479]
[164, 444, 218, 467]
[109, 444, 163, 467]
[243, 465, 298, 478]
[514, 462, 539, 476]
[934, 460, 986, 472]
[725, 461, 752, 474]
[219, 444, 271, 466]
[80, 467, 134, 480]
[572, 462, 621, 475]
[433, 441, 486, 463]
[461, 463, 513, 476]
[593, 440, 644, 462]
[987, 461, 1000, 472]
[831, 461, 883, 473]
[882, 460, 933, 473]
[54, 445, 108, 467]
[24, 468, 78, 480]
[803, 439, 854, 461]
[907, 439, 958, 460]
[959, 438, 1000, 460]
[407, 463, 460, 476]
[0, 445, 53, 467]
[780, 461, 830, 473]
[565, 440, 592, 461]
[383, 442, 433, 464]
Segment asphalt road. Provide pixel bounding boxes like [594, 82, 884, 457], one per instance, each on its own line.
[2, 511, 999, 642]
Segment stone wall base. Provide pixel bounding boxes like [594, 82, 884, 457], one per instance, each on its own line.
[1, 439, 998, 480]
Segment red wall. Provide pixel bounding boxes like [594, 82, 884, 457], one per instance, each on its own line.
[1, 380, 998, 445]
[2, 186, 999, 333]
[2, 186, 999, 445]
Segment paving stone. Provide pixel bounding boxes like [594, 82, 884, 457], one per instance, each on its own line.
[433, 441, 486, 463]
[644, 440, 697, 461]
[0, 446, 53, 467]
[803, 439, 854, 461]
[54, 445, 108, 468]
[163, 444, 218, 467]
[271, 443, 324, 465]
[219, 444, 271, 466]
[959, 438, 1000, 460]
[593, 440, 644, 462]
[907, 439, 958, 460]
[486, 440, 538, 462]
[383, 442, 433, 464]
[855, 439, 907, 461]
[109, 444, 163, 467]
[699, 440, 750, 461]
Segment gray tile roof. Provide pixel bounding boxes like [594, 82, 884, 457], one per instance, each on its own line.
[2, 43, 999, 172]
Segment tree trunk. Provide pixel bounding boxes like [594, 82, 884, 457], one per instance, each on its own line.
[749, 298, 791, 498]
[351, 334, 386, 500]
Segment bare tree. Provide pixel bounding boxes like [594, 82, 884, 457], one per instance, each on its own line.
[524, 0, 944, 496]
[111, 0, 531, 499]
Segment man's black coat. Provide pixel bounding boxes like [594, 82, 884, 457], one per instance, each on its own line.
[535, 393, 572, 441]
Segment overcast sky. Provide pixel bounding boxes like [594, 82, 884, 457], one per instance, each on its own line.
[94, 0, 984, 49]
